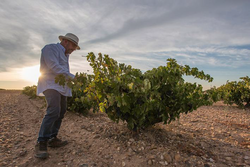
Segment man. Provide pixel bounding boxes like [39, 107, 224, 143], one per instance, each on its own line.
[35, 33, 80, 159]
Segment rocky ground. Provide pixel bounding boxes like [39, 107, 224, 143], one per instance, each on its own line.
[0, 90, 249, 167]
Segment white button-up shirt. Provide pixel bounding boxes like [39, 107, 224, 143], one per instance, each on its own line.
[37, 43, 74, 97]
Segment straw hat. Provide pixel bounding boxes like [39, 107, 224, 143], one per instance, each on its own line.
[59, 33, 80, 50]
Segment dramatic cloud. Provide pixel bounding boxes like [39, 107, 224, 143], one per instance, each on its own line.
[85, 0, 242, 44]
[0, 0, 250, 89]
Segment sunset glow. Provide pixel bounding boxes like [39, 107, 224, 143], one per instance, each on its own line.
[21, 65, 41, 83]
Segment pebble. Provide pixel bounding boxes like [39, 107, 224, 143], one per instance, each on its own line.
[93, 135, 100, 139]
[128, 148, 133, 153]
[150, 144, 157, 150]
[129, 138, 135, 142]
[19, 150, 27, 157]
[122, 161, 126, 166]
[163, 153, 172, 162]
[148, 159, 153, 165]
[104, 155, 110, 159]
[149, 155, 156, 159]
[174, 153, 181, 162]
[185, 160, 191, 167]
[159, 161, 168, 166]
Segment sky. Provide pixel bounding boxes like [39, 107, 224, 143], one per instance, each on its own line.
[0, 0, 250, 90]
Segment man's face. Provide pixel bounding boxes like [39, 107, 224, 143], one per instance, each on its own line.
[65, 40, 78, 55]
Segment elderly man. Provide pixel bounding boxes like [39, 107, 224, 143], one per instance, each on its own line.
[35, 33, 80, 159]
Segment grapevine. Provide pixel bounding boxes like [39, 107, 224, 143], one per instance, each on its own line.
[82, 52, 214, 131]
[55, 72, 96, 115]
[217, 76, 250, 108]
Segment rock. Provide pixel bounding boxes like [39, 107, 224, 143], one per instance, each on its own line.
[149, 155, 156, 159]
[184, 160, 191, 167]
[128, 148, 133, 153]
[159, 161, 168, 166]
[174, 153, 181, 162]
[122, 161, 126, 166]
[93, 135, 100, 139]
[164, 161, 168, 165]
[244, 156, 249, 160]
[196, 161, 203, 165]
[19, 150, 27, 157]
[79, 164, 88, 167]
[159, 161, 165, 165]
[148, 159, 153, 165]
[150, 144, 157, 150]
[67, 160, 72, 165]
[163, 153, 172, 163]
[129, 138, 135, 142]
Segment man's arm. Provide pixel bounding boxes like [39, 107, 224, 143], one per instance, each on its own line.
[42, 46, 74, 78]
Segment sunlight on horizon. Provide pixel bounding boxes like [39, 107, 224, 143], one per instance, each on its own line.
[21, 65, 41, 83]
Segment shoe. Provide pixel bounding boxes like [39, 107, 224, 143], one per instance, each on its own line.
[48, 137, 68, 148]
[34, 141, 49, 159]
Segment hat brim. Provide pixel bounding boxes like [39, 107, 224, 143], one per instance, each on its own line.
[59, 35, 80, 50]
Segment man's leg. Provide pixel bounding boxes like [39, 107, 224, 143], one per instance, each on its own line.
[48, 94, 68, 147]
[50, 94, 67, 138]
[35, 89, 61, 158]
[38, 89, 61, 141]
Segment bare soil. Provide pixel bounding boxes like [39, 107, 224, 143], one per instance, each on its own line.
[0, 90, 249, 167]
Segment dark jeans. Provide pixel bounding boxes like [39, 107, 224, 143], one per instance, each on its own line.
[38, 89, 67, 142]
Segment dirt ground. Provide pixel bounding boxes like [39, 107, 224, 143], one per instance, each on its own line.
[0, 90, 249, 167]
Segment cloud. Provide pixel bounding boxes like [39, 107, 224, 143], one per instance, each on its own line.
[1, 0, 250, 89]
[84, 0, 246, 45]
